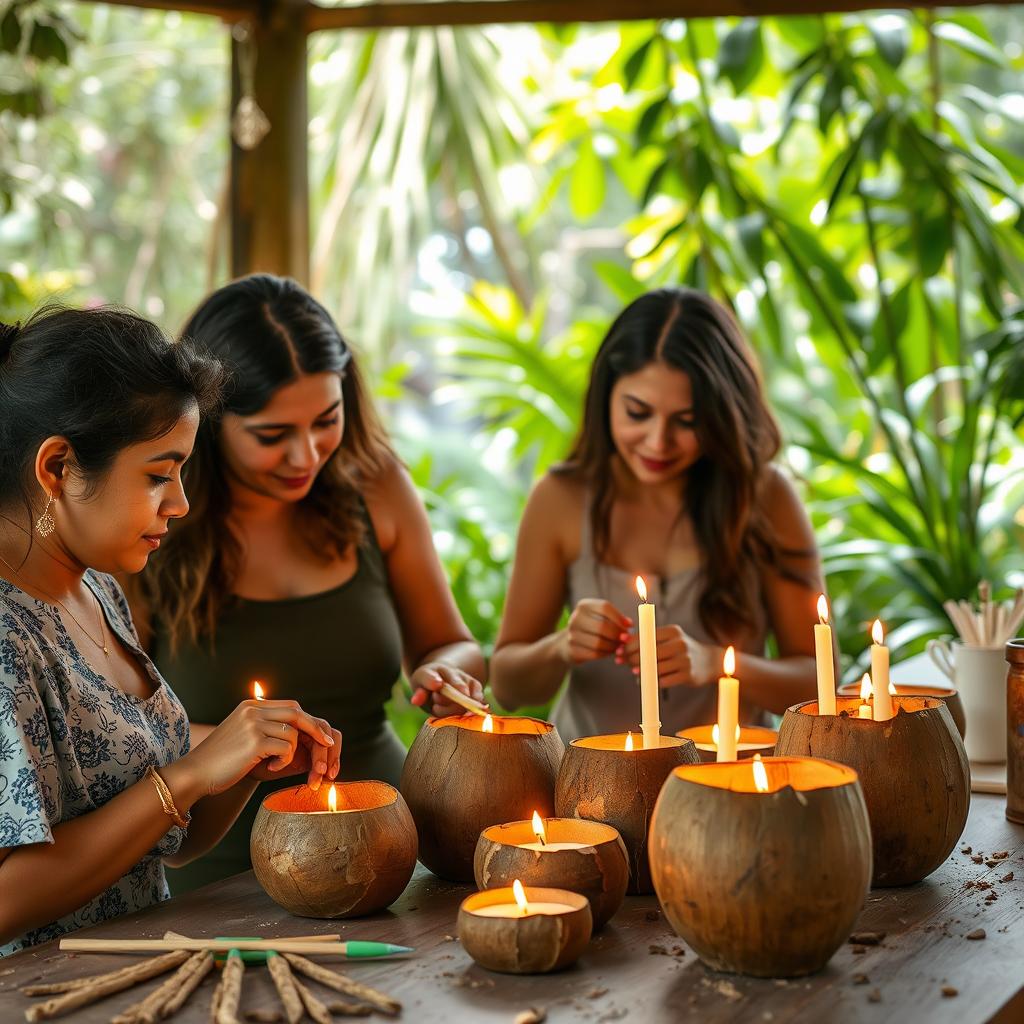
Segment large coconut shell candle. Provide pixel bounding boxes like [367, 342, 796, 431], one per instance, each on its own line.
[650, 757, 871, 977]
[775, 696, 970, 886]
[474, 818, 629, 929]
[554, 734, 699, 894]
[458, 885, 592, 974]
[250, 782, 417, 918]
[400, 715, 564, 882]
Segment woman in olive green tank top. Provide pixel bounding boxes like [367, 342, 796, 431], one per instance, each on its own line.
[132, 275, 486, 893]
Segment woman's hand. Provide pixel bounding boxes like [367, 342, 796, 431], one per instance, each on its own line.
[617, 626, 722, 688]
[563, 599, 633, 665]
[410, 663, 486, 717]
[178, 699, 342, 797]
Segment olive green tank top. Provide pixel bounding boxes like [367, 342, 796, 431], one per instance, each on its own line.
[152, 501, 407, 893]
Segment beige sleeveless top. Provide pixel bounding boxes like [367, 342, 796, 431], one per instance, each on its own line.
[550, 505, 771, 742]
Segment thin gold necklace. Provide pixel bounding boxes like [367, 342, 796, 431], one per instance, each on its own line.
[0, 550, 109, 655]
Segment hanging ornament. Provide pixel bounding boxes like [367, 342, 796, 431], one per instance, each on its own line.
[231, 21, 271, 151]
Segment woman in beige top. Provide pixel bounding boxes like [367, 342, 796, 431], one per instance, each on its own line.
[490, 288, 825, 741]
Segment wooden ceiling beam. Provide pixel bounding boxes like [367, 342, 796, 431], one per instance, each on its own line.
[306, 0, 1011, 33]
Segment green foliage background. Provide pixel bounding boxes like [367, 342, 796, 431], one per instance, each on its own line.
[2, 4, 1023, 743]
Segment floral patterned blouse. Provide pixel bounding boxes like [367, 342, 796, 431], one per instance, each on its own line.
[0, 570, 188, 957]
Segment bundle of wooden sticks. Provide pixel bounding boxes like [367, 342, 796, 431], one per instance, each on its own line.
[943, 582, 1024, 648]
[20, 933, 402, 1024]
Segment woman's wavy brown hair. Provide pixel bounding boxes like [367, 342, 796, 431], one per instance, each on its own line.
[554, 287, 809, 644]
[141, 274, 394, 651]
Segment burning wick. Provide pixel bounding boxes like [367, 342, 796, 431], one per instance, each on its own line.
[635, 575, 648, 603]
[860, 674, 872, 702]
[817, 593, 829, 626]
[327, 784, 338, 812]
[871, 619, 884, 646]
[624, 731, 634, 751]
[723, 645, 736, 678]
[752, 753, 770, 793]
[253, 681, 265, 701]
[531, 810, 547, 847]
[482, 714, 494, 733]
[888, 680, 897, 696]
[512, 879, 529, 916]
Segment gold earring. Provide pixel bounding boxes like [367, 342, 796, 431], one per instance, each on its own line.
[36, 494, 55, 538]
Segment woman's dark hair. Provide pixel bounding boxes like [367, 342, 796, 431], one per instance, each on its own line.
[0, 306, 223, 541]
[142, 274, 395, 650]
[554, 287, 809, 643]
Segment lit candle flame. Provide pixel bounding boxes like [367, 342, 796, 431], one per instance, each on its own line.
[512, 879, 529, 915]
[752, 753, 770, 793]
[817, 594, 829, 625]
[625, 731, 634, 751]
[327, 784, 337, 812]
[711, 723, 741, 746]
[860, 673, 873, 701]
[635, 575, 648, 603]
[871, 619, 885, 646]
[723, 645, 736, 677]
[888, 680, 897, 696]
[482, 714, 494, 733]
[531, 811, 547, 846]
[253, 681, 265, 701]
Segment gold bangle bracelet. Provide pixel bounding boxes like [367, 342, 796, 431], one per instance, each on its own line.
[146, 766, 191, 830]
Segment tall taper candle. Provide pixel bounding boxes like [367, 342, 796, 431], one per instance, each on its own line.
[814, 595, 837, 715]
[870, 620, 893, 721]
[716, 646, 739, 762]
[636, 576, 661, 750]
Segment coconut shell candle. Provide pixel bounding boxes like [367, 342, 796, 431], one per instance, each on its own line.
[458, 883, 592, 974]
[775, 696, 970, 886]
[474, 817, 629, 929]
[649, 756, 871, 977]
[676, 724, 778, 763]
[250, 782, 417, 918]
[400, 714, 564, 881]
[555, 733, 699, 894]
[836, 680, 966, 739]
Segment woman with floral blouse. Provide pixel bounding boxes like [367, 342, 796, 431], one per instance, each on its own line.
[0, 307, 343, 955]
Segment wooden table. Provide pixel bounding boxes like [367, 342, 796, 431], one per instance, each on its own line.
[2, 793, 1022, 1023]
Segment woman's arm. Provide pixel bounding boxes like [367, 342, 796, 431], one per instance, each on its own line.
[723, 470, 822, 715]
[366, 461, 486, 714]
[490, 476, 631, 711]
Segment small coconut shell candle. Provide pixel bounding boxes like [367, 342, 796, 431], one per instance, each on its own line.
[474, 818, 629, 929]
[836, 680, 966, 739]
[400, 715, 564, 882]
[554, 733, 699, 894]
[458, 885, 592, 974]
[250, 781, 417, 918]
[650, 757, 871, 977]
[676, 724, 778, 763]
[775, 696, 970, 886]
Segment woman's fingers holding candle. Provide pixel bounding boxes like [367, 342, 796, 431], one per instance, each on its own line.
[567, 599, 633, 664]
[620, 626, 717, 686]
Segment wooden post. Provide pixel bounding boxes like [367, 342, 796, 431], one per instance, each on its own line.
[229, 1, 309, 282]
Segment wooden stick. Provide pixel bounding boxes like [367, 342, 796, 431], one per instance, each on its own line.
[111, 951, 211, 1024]
[980, 580, 992, 646]
[164, 931, 340, 945]
[23, 952, 191, 1021]
[209, 977, 224, 1024]
[20, 951, 190, 997]
[327, 1001, 374, 1018]
[439, 682, 490, 716]
[292, 978, 333, 1024]
[158, 952, 215, 1019]
[215, 953, 244, 1024]
[282, 953, 401, 1016]
[60, 938, 381, 957]
[266, 955, 303, 1024]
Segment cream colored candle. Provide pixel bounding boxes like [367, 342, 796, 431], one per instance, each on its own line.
[471, 902, 578, 917]
[870, 620, 893, 721]
[716, 646, 739, 762]
[521, 812, 588, 852]
[814, 595, 837, 715]
[636, 576, 661, 750]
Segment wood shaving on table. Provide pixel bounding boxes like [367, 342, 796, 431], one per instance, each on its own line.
[514, 1010, 547, 1024]
[292, 978, 333, 1024]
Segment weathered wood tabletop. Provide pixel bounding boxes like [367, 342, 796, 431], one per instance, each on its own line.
[1, 793, 1022, 1024]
